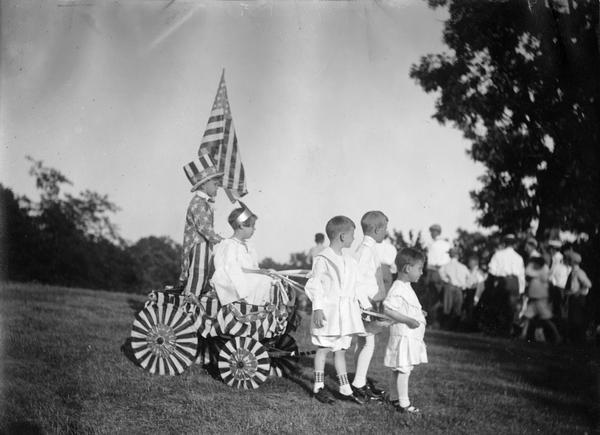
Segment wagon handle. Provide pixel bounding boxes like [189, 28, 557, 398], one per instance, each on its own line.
[242, 268, 307, 295]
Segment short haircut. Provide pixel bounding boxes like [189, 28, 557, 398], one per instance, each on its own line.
[228, 208, 257, 229]
[325, 216, 355, 241]
[360, 211, 388, 233]
[315, 233, 325, 243]
[395, 247, 425, 271]
[502, 234, 517, 246]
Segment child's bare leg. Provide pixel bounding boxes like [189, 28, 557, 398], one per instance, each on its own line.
[520, 319, 530, 340]
[334, 350, 353, 395]
[388, 370, 400, 402]
[313, 347, 329, 393]
[352, 334, 375, 388]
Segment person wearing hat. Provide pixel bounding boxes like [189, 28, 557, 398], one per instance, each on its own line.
[423, 224, 451, 328]
[524, 237, 542, 260]
[564, 251, 593, 344]
[479, 234, 525, 337]
[179, 153, 224, 296]
[210, 204, 274, 306]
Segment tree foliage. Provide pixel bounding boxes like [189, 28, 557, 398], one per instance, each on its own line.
[1, 158, 181, 292]
[411, 0, 600, 236]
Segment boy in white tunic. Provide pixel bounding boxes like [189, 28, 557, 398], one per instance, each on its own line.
[211, 205, 273, 306]
[383, 247, 428, 413]
[352, 210, 389, 400]
[305, 216, 365, 405]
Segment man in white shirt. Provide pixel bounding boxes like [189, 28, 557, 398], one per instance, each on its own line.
[424, 224, 451, 327]
[440, 248, 470, 330]
[481, 234, 525, 336]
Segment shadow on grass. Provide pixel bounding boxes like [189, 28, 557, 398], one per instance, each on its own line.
[429, 329, 599, 431]
[2, 421, 44, 435]
[120, 337, 140, 369]
[127, 298, 145, 314]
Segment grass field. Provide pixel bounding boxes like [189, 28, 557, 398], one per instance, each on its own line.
[1, 282, 598, 434]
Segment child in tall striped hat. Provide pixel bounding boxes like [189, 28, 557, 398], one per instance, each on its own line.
[305, 216, 366, 405]
[210, 204, 274, 306]
[179, 153, 224, 296]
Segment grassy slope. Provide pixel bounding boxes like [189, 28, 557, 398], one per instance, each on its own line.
[0, 282, 597, 434]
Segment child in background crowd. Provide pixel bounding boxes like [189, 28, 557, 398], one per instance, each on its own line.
[305, 216, 365, 404]
[520, 257, 561, 343]
[383, 248, 428, 413]
[353, 211, 389, 401]
[308, 233, 327, 265]
[464, 255, 486, 330]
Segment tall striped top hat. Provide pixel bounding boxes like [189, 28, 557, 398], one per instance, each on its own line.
[184, 154, 224, 192]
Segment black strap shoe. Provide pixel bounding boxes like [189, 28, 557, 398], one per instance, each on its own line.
[352, 384, 384, 401]
[367, 380, 386, 398]
[336, 391, 366, 405]
[313, 388, 335, 404]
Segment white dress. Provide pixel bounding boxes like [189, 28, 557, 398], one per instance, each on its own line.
[210, 238, 273, 306]
[383, 280, 428, 369]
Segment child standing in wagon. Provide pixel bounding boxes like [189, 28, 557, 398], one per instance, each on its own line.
[383, 247, 428, 413]
[305, 216, 366, 404]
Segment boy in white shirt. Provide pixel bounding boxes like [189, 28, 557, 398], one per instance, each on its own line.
[305, 216, 365, 404]
[352, 211, 389, 400]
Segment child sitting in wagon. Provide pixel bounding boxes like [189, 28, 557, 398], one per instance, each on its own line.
[210, 203, 275, 306]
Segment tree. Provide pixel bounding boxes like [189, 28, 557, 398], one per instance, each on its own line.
[127, 236, 182, 289]
[410, 0, 600, 237]
[390, 229, 423, 252]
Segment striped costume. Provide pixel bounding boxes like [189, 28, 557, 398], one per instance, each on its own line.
[180, 190, 223, 296]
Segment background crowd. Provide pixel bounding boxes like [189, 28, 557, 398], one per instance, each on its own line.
[306, 223, 597, 346]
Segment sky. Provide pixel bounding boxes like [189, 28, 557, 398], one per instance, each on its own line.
[1, 0, 486, 262]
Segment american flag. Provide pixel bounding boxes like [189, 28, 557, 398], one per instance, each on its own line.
[199, 70, 248, 201]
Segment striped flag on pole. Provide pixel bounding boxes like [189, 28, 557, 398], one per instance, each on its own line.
[199, 70, 248, 201]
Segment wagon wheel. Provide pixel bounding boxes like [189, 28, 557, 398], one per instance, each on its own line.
[130, 304, 198, 375]
[217, 337, 271, 389]
[268, 334, 299, 377]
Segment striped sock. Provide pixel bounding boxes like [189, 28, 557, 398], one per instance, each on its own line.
[313, 371, 324, 393]
[337, 373, 352, 395]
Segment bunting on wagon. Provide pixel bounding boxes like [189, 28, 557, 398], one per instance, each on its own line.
[198, 69, 248, 202]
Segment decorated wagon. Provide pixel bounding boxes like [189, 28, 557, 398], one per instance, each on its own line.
[129, 270, 308, 389]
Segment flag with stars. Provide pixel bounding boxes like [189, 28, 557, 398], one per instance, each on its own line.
[199, 70, 248, 201]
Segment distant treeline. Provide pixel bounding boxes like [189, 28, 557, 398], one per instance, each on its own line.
[0, 158, 316, 293]
[1, 158, 598, 305]
[0, 158, 181, 293]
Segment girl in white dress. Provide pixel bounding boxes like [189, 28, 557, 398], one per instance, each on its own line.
[382, 247, 428, 413]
